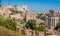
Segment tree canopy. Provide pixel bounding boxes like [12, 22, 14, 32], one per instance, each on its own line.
[56, 22, 60, 28]
[38, 14, 48, 20]
[54, 22, 60, 30]
[20, 20, 25, 24]
[37, 25, 46, 36]
[0, 0, 2, 7]
[25, 20, 36, 30]
[37, 25, 45, 31]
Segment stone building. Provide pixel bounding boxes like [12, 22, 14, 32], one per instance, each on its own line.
[25, 11, 37, 22]
[17, 27, 44, 36]
[46, 10, 60, 29]
[0, 7, 11, 17]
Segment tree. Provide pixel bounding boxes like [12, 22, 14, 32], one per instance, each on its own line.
[0, 15, 4, 21]
[38, 13, 47, 20]
[54, 22, 60, 30]
[5, 19, 17, 31]
[37, 25, 44, 31]
[0, 15, 17, 31]
[14, 5, 17, 7]
[37, 25, 46, 36]
[0, 0, 2, 7]
[20, 20, 25, 24]
[25, 20, 36, 30]
[56, 22, 60, 28]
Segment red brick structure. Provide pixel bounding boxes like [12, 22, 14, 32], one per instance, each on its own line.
[25, 11, 37, 22]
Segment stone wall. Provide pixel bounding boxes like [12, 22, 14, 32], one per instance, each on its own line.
[17, 27, 44, 36]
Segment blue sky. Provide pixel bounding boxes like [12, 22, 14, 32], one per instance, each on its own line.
[1, 0, 60, 12]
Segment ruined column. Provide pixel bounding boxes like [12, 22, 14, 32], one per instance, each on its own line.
[16, 26, 22, 33]
[38, 31, 44, 36]
[25, 29, 30, 36]
[33, 30, 35, 36]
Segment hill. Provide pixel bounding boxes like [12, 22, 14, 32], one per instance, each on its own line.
[0, 26, 21, 36]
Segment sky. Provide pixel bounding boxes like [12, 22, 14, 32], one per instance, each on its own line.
[1, 0, 60, 12]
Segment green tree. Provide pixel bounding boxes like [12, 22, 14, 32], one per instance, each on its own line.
[0, 15, 4, 21]
[20, 20, 25, 24]
[37, 25, 46, 36]
[0, 15, 17, 31]
[54, 22, 60, 30]
[5, 19, 17, 31]
[38, 13, 47, 20]
[44, 29, 46, 36]
[37, 25, 44, 31]
[25, 20, 36, 30]
[14, 5, 17, 7]
[0, 0, 2, 7]
[56, 22, 60, 28]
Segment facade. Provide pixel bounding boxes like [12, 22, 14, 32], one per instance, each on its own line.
[46, 10, 60, 29]
[25, 11, 37, 22]
[10, 13, 23, 20]
[0, 7, 11, 17]
[6, 3, 29, 12]
[0, 4, 29, 18]
[10, 10, 37, 22]
[46, 16, 59, 29]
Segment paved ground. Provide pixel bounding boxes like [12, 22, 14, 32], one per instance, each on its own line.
[47, 29, 60, 36]
[48, 29, 60, 36]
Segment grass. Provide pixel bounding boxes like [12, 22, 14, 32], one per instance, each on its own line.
[0, 26, 22, 36]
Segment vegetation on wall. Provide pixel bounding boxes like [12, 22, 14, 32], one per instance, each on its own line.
[38, 13, 49, 20]
[10, 10, 23, 15]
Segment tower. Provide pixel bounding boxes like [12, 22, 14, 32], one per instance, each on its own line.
[22, 3, 29, 12]
[49, 10, 54, 16]
[6, 3, 12, 8]
[25, 11, 37, 22]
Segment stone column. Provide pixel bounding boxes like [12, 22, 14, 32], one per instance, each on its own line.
[16, 26, 22, 33]
[25, 29, 30, 36]
[38, 31, 44, 36]
[33, 30, 35, 36]
[19, 28, 22, 33]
